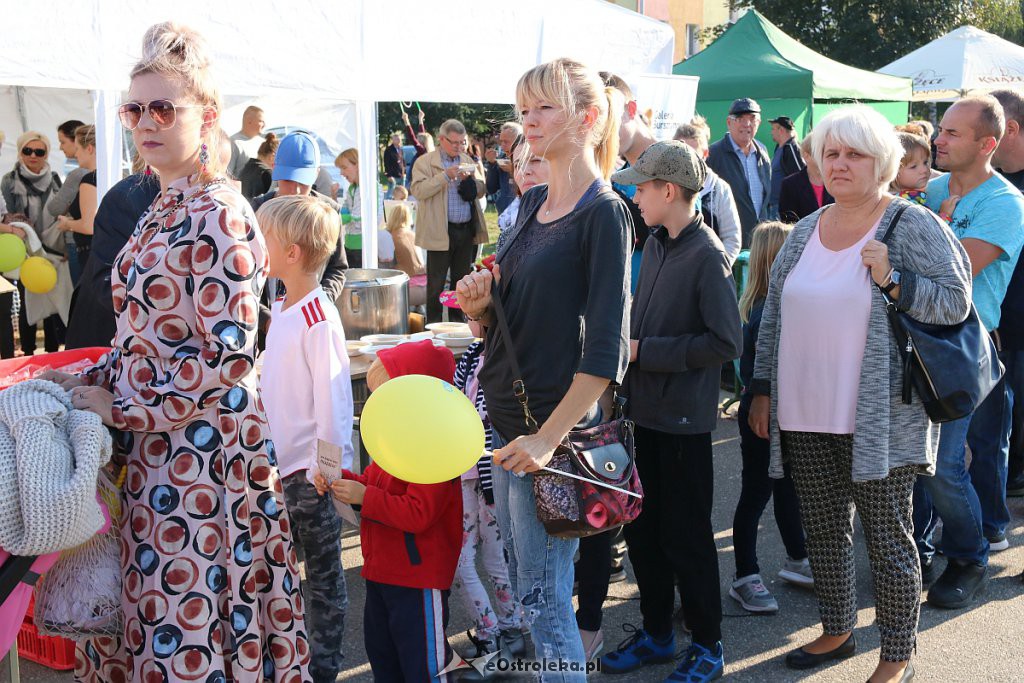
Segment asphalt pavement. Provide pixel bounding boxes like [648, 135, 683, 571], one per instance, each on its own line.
[6, 398, 1024, 682]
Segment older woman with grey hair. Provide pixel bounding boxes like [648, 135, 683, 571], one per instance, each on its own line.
[748, 106, 972, 683]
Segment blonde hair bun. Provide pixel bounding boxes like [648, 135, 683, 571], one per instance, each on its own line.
[139, 22, 211, 72]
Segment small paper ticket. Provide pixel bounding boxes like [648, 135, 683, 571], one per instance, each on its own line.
[317, 439, 359, 525]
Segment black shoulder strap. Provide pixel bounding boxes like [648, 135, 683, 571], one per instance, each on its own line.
[879, 199, 911, 245]
[488, 281, 538, 433]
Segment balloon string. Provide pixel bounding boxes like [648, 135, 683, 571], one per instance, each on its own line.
[483, 451, 642, 499]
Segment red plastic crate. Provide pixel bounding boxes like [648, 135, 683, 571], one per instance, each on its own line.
[16, 596, 76, 670]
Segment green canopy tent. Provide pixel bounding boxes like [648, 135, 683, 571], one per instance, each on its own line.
[673, 10, 912, 146]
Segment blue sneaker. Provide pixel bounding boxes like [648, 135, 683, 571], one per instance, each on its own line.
[600, 624, 675, 674]
[664, 641, 724, 682]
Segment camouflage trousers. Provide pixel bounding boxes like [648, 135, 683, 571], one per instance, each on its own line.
[282, 472, 348, 683]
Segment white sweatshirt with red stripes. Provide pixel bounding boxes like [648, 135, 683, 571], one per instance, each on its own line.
[260, 287, 355, 479]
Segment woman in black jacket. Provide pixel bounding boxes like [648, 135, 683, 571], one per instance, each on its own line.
[779, 133, 834, 224]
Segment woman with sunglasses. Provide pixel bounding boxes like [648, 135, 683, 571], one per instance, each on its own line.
[42, 22, 310, 683]
[0, 131, 66, 355]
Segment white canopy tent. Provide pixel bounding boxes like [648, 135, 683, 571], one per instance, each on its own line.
[878, 25, 1024, 101]
[0, 0, 675, 265]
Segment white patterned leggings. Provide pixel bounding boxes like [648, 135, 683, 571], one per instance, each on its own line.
[782, 431, 920, 662]
[451, 478, 523, 640]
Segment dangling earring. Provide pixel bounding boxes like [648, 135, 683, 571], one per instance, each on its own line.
[144, 165, 153, 176]
[199, 142, 209, 175]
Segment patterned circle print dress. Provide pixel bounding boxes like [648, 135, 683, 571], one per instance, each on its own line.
[74, 175, 311, 683]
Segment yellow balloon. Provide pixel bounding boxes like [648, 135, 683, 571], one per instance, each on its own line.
[0, 234, 26, 272]
[360, 374, 485, 484]
[20, 256, 57, 294]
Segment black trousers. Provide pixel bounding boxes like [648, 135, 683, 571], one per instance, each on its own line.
[732, 401, 807, 577]
[426, 221, 476, 323]
[0, 281, 63, 357]
[624, 426, 722, 647]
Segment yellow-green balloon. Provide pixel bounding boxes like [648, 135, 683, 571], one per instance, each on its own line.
[360, 374, 485, 484]
[20, 256, 57, 294]
[0, 234, 26, 272]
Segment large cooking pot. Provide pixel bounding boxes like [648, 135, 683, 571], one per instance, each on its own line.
[337, 268, 410, 338]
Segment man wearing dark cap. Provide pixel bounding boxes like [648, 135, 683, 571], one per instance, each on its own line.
[707, 98, 772, 246]
[768, 115, 805, 219]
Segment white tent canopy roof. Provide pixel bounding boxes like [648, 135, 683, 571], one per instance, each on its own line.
[0, 0, 674, 267]
[0, 0, 674, 102]
[878, 25, 1024, 101]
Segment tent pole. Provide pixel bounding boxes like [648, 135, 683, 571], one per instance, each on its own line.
[92, 90, 123, 204]
[357, 100, 379, 269]
[14, 87, 27, 132]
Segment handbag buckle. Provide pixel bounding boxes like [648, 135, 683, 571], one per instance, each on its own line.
[513, 379, 526, 399]
[604, 461, 617, 473]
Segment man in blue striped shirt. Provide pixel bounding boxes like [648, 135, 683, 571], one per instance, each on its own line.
[707, 98, 772, 246]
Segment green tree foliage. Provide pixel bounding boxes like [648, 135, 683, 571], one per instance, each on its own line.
[376, 102, 516, 147]
[713, 0, 1023, 69]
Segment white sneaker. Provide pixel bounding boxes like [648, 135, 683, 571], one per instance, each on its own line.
[729, 574, 779, 613]
[989, 536, 1010, 552]
[778, 557, 814, 588]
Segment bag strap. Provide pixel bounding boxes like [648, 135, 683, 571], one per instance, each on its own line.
[873, 200, 912, 303]
[878, 199, 911, 246]
[0, 554, 38, 606]
[488, 281, 539, 434]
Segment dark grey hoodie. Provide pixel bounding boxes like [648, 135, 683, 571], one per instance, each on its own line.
[622, 214, 742, 435]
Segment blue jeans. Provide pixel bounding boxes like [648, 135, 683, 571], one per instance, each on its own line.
[1003, 349, 1024, 482]
[491, 429, 586, 682]
[914, 374, 1013, 565]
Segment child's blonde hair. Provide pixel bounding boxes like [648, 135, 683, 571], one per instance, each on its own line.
[739, 221, 792, 322]
[391, 185, 409, 201]
[384, 203, 413, 234]
[256, 195, 340, 272]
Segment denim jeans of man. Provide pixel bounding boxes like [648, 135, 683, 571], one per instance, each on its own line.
[491, 429, 587, 682]
[1003, 349, 1024, 484]
[914, 375, 1012, 565]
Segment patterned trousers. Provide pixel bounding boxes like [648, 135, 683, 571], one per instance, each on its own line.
[281, 473, 348, 683]
[782, 431, 920, 662]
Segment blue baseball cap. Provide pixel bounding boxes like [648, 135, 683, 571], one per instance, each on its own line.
[272, 132, 320, 185]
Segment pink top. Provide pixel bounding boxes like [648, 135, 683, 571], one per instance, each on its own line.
[811, 182, 826, 207]
[777, 217, 877, 434]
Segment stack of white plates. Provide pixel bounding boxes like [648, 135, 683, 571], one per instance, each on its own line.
[425, 322, 472, 336]
[360, 333, 407, 345]
[346, 340, 370, 357]
[436, 331, 477, 350]
[360, 344, 398, 358]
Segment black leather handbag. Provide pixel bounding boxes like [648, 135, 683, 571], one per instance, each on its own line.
[877, 201, 1004, 422]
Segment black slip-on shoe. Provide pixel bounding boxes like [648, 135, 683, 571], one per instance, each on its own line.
[785, 632, 856, 670]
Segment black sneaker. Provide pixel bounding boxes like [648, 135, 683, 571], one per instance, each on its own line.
[1006, 471, 1024, 497]
[920, 557, 938, 589]
[927, 561, 988, 609]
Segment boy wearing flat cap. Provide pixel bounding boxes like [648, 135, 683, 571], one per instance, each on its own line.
[600, 141, 742, 682]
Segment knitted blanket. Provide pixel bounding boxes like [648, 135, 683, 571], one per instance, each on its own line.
[0, 380, 111, 556]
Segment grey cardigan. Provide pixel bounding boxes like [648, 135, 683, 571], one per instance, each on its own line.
[750, 199, 973, 482]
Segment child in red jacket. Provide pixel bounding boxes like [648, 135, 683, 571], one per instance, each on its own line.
[315, 340, 463, 681]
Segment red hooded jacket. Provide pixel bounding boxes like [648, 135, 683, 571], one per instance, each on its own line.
[343, 463, 462, 590]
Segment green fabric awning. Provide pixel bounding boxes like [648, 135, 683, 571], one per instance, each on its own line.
[673, 11, 911, 102]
